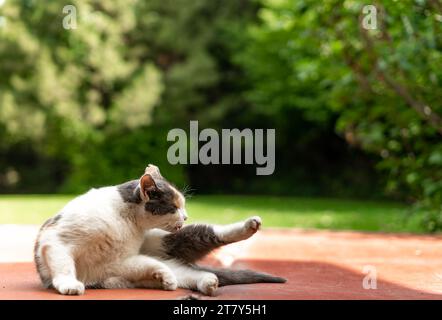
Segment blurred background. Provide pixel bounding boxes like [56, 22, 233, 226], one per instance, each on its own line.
[0, 0, 441, 233]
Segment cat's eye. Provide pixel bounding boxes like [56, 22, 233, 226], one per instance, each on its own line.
[148, 191, 160, 200]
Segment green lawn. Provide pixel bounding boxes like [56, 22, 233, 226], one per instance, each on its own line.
[0, 194, 424, 233]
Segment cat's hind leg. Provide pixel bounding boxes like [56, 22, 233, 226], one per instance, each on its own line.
[40, 242, 85, 295]
[117, 255, 178, 291]
[163, 260, 219, 296]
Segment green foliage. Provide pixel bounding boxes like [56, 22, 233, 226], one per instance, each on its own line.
[0, 0, 171, 191]
[0, 0, 164, 141]
[238, 0, 442, 230]
[0, 0, 261, 193]
[61, 126, 187, 192]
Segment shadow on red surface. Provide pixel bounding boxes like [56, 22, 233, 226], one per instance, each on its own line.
[211, 259, 442, 300]
[1, 259, 440, 300]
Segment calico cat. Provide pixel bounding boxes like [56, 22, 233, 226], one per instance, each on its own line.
[34, 164, 286, 296]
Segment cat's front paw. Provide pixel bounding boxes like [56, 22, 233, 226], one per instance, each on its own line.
[152, 269, 178, 291]
[53, 277, 85, 295]
[244, 216, 262, 234]
[198, 273, 219, 296]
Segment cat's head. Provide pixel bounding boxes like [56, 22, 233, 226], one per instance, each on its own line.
[120, 164, 188, 232]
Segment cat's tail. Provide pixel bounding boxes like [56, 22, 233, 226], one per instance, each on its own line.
[196, 266, 287, 286]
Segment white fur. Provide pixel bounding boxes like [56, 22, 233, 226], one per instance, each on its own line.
[213, 216, 262, 243]
[36, 185, 183, 295]
[162, 259, 218, 295]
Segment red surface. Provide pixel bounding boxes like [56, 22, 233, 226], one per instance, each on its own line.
[1, 229, 442, 300]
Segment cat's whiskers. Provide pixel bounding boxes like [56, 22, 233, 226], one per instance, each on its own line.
[181, 185, 195, 199]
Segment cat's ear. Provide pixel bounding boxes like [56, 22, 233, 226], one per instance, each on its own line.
[145, 164, 162, 178]
[139, 173, 157, 201]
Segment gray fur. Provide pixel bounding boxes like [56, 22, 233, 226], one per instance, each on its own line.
[144, 183, 177, 215]
[117, 180, 142, 204]
[33, 247, 46, 286]
[85, 283, 105, 289]
[118, 178, 179, 216]
[195, 266, 287, 286]
[161, 223, 287, 286]
[162, 224, 225, 263]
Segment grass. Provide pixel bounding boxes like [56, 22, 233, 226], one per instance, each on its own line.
[0, 194, 424, 233]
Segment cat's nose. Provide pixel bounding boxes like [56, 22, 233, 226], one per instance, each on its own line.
[179, 209, 188, 221]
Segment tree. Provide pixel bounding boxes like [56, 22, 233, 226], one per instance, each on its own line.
[0, 0, 178, 191]
[0, 0, 258, 192]
[238, 0, 442, 230]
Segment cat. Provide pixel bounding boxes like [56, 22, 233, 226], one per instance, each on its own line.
[34, 164, 286, 296]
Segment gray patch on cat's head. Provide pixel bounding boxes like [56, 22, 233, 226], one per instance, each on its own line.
[117, 180, 142, 204]
[143, 179, 180, 215]
[117, 166, 185, 217]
